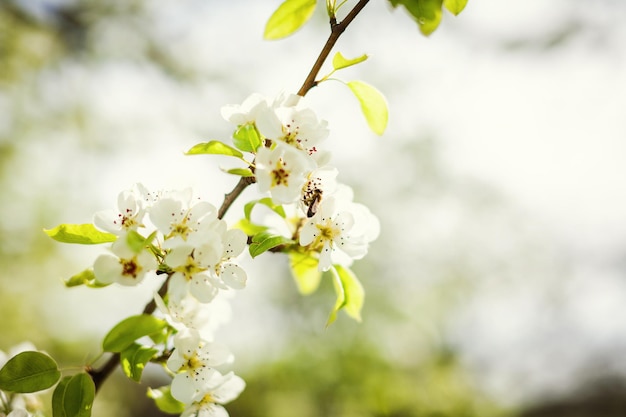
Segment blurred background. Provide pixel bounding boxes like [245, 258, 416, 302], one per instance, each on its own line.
[1, 0, 626, 416]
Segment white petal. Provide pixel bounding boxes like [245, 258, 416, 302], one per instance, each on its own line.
[220, 264, 247, 290]
[149, 198, 185, 236]
[255, 107, 283, 139]
[171, 373, 198, 404]
[299, 221, 317, 246]
[173, 328, 201, 352]
[93, 254, 122, 284]
[222, 229, 246, 258]
[210, 372, 246, 404]
[168, 273, 190, 302]
[93, 209, 122, 234]
[199, 342, 232, 366]
[194, 238, 223, 267]
[190, 274, 220, 303]
[166, 351, 185, 373]
[192, 403, 229, 417]
[318, 243, 334, 272]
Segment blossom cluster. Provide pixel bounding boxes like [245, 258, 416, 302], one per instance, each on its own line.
[222, 92, 380, 271]
[93, 185, 246, 415]
[84, 92, 380, 416]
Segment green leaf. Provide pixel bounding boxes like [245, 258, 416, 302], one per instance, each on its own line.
[232, 124, 262, 153]
[326, 265, 365, 326]
[44, 224, 117, 245]
[224, 167, 254, 177]
[443, 0, 467, 15]
[332, 52, 368, 71]
[249, 232, 294, 258]
[0, 351, 61, 393]
[102, 315, 167, 353]
[186, 140, 244, 159]
[52, 376, 71, 417]
[389, 0, 444, 36]
[244, 197, 286, 221]
[64, 268, 96, 287]
[233, 218, 269, 236]
[64, 267, 110, 288]
[289, 252, 322, 294]
[264, 0, 317, 40]
[125, 230, 148, 253]
[347, 80, 389, 135]
[120, 343, 158, 382]
[148, 386, 186, 415]
[61, 373, 95, 417]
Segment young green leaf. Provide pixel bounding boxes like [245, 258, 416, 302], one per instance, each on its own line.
[244, 197, 286, 221]
[120, 343, 158, 382]
[52, 376, 71, 417]
[232, 124, 262, 153]
[289, 252, 322, 295]
[125, 230, 148, 254]
[443, 0, 467, 15]
[233, 218, 269, 236]
[264, 0, 317, 40]
[52, 373, 95, 417]
[64, 268, 97, 287]
[224, 167, 254, 177]
[0, 351, 60, 393]
[347, 80, 389, 135]
[186, 140, 244, 159]
[389, 0, 444, 36]
[148, 386, 186, 414]
[102, 315, 167, 353]
[332, 52, 368, 71]
[44, 224, 116, 245]
[249, 232, 294, 258]
[326, 265, 365, 326]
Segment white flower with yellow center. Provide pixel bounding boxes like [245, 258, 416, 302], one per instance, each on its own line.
[256, 95, 328, 155]
[255, 146, 314, 204]
[220, 93, 269, 126]
[150, 196, 218, 246]
[167, 329, 233, 404]
[180, 370, 246, 417]
[299, 194, 380, 271]
[93, 233, 157, 286]
[166, 236, 224, 303]
[93, 183, 149, 235]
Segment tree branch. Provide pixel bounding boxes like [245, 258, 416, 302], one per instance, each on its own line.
[87, 0, 371, 394]
[217, 176, 256, 220]
[297, 0, 371, 96]
[89, 277, 169, 392]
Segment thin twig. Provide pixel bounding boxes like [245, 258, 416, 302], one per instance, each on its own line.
[218, 176, 256, 220]
[297, 0, 370, 96]
[89, 277, 169, 392]
[87, 0, 371, 394]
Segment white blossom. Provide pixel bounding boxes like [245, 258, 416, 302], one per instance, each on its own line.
[255, 95, 328, 155]
[255, 146, 314, 204]
[93, 183, 150, 235]
[167, 329, 233, 404]
[180, 371, 246, 417]
[299, 194, 380, 271]
[166, 228, 247, 303]
[93, 234, 157, 286]
[150, 195, 219, 246]
[299, 165, 338, 216]
[220, 93, 270, 126]
[155, 293, 232, 341]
